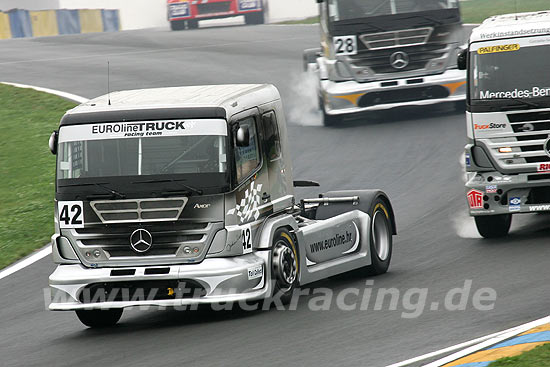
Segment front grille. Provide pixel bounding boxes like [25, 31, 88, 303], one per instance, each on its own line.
[347, 43, 447, 73]
[91, 197, 188, 224]
[78, 279, 206, 303]
[482, 111, 550, 172]
[358, 85, 449, 107]
[360, 27, 433, 50]
[197, 1, 231, 15]
[71, 221, 217, 262]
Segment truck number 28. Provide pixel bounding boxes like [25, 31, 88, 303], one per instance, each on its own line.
[58, 201, 85, 228]
[242, 225, 252, 254]
[333, 35, 357, 56]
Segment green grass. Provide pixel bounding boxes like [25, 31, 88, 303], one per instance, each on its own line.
[489, 343, 550, 367]
[277, 0, 550, 25]
[460, 0, 550, 24]
[0, 84, 76, 269]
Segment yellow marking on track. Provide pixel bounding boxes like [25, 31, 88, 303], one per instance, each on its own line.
[374, 203, 389, 219]
[333, 93, 366, 106]
[520, 324, 550, 336]
[443, 342, 549, 367]
[443, 81, 467, 95]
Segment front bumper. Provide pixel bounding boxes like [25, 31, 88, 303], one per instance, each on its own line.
[466, 170, 550, 216]
[49, 252, 270, 310]
[321, 69, 466, 116]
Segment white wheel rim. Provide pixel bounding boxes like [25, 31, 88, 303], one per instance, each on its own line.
[372, 211, 390, 261]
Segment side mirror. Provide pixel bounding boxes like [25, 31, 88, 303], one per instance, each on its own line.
[49, 130, 58, 155]
[316, 0, 324, 3]
[457, 48, 467, 70]
[236, 125, 250, 147]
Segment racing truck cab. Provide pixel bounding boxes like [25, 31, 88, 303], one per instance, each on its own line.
[461, 12, 550, 238]
[48, 84, 396, 327]
[304, 0, 467, 125]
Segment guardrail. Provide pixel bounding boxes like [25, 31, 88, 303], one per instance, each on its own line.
[0, 8, 120, 39]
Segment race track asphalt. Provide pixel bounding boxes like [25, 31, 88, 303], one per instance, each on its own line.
[1, 23, 550, 367]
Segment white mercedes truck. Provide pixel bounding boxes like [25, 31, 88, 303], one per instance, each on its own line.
[304, 0, 467, 125]
[460, 12, 550, 238]
[47, 84, 396, 327]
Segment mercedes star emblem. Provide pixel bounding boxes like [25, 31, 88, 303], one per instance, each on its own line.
[130, 229, 153, 253]
[544, 137, 550, 158]
[390, 51, 410, 70]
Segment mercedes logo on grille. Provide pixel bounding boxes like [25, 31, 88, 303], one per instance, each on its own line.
[390, 51, 410, 70]
[544, 137, 550, 158]
[130, 229, 153, 253]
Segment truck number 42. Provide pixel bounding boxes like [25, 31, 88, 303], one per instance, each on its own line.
[58, 201, 85, 228]
[242, 225, 252, 254]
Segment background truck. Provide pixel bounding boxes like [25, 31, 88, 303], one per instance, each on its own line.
[167, 0, 264, 30]
[459, 12, 550, 238]
[304, 0, 467, 126]
[47, 84, 396, 327]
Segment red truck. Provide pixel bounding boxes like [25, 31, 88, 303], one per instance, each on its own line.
[168, 0, 265, 30]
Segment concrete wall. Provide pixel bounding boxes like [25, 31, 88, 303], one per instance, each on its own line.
[0, 0, 319, 30]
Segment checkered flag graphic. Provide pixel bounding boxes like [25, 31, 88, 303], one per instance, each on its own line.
[227, 182, 263, 223]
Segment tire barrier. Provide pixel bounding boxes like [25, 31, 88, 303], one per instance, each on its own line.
[0, 8, 120, 39]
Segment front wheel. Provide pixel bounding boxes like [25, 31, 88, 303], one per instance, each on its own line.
[170, 20, 186, 31]
[187, 19, 199, 29]
[244, 11, 264, 25]
[271, 228, 299, 304]
[475, 214, 512, 238]
[75, 309, 123, 328]
[366, 198, 393, 275]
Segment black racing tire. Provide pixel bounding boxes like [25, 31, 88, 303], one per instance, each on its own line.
[75, 309, 123, 328]
[319, 97, 341, 126]
[474, 214, 512, 238]
[244, 11, 265, 25]
[187, 19, 199, 29]
[454, 100, 466, 112]
[170, 20, 186, 31]
[366, 198, 393, 275]
[271, 228, 299, 305]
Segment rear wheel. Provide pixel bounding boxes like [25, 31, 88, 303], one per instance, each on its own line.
[474, 214, 512, 238]
[187, 19, 199, 29]
[75, 309, 123, 328]
[271, 228, 299, 305]
[244, 11, 264, 25]
[170, 20, 186, 31]
[366, 198, 393, 275]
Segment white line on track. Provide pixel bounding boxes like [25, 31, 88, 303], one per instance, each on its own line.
[385, 314, 550, 367]
[1, 82, 88, 103]
[0, 245, 52, 281]
[0, 82, 86, 281]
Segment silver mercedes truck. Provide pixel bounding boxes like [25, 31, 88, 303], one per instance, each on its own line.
[304, 0, 467, 125]
[460, 12, 550, 238]
[47, 84, 396, 327]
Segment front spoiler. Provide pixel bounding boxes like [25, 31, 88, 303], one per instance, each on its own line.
[321, 69, 466, 115]
[49, 252, 271, 310]
[466, 171, 550, 216]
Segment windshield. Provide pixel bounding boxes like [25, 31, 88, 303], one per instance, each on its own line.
[328, 0, 458, 21]
[470, 36, 550, 107]
[57, 119, 228, 192]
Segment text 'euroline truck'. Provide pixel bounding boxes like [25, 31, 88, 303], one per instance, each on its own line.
[304, 0, 467, 125]
[47, 84, 396, 327]
[460, 12, 550, 237]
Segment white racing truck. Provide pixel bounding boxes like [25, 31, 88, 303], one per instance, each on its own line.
[304, 0, 467, 126]
[47, 84, 396, 327]
[459, 12, 550, 238]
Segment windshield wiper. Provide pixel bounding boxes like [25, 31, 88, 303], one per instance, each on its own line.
[132, 179, 203, 196]
[58, 182, 126, 199]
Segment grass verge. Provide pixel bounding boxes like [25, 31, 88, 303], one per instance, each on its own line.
[0, 84, 76, 269]
[460, 0, 550, 24]
[277, 0, 550, 25]
[489, 343, 550, 367]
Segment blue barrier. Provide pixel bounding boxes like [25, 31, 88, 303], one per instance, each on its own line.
[7, 9, 32, 38]
[56, 9, 81, 35]
[101, 9, 119, 32]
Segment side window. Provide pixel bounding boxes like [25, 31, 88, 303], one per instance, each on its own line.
[262, 111, 281, 162]
[234, 117, 260, 183]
